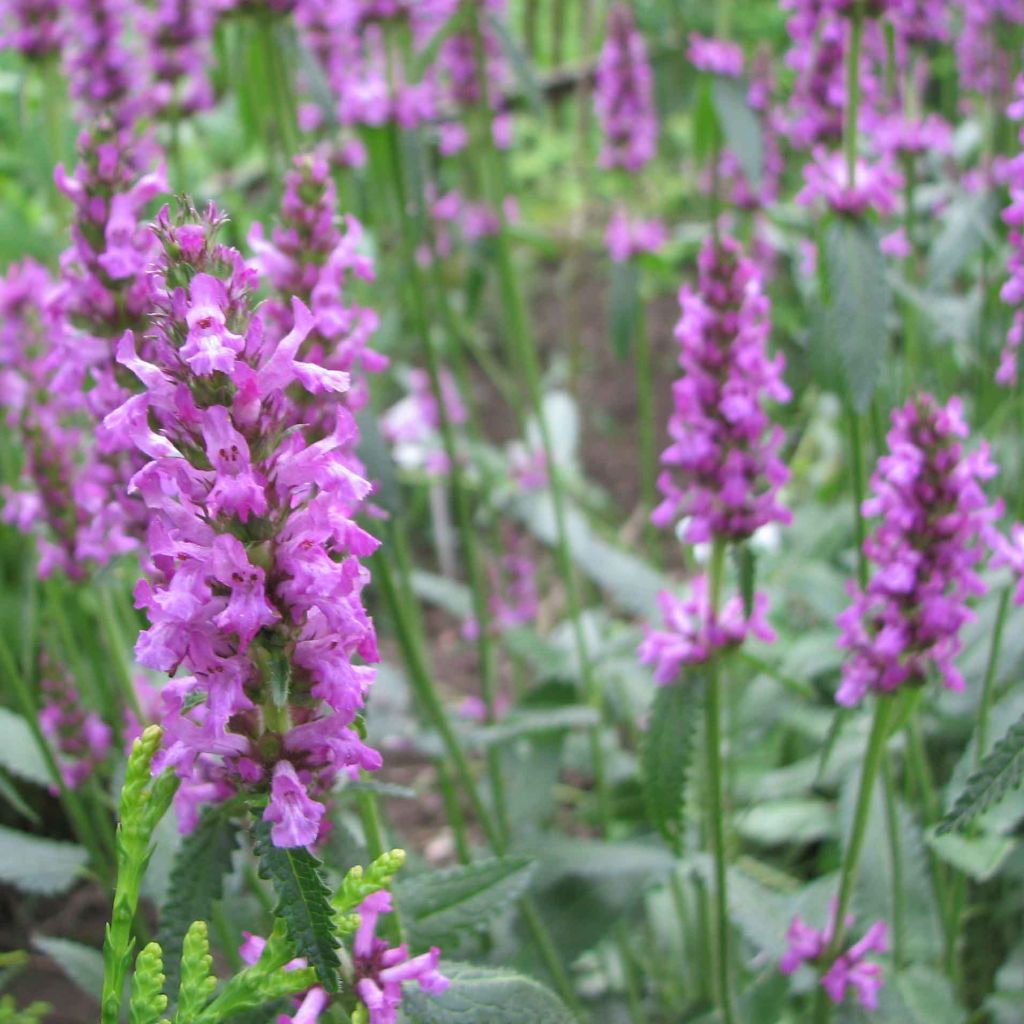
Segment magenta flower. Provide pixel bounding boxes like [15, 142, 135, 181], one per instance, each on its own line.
[796, 147, 903, 216]
[653, 236, 790, 544]
[381, 367, 467, 477]
[836, 395, 999, 707]
[687, 33, 743, 77]
[594, 4, 657, 172]
[239, 932, 329, 1024]
[106, 201, 382, 844]
[781, 905, 888, 1011]
[605, 208, 667, 263]
[354, 891, 450, 1024]
[638, 577, 775, 682]
[140, 0, 217, 116]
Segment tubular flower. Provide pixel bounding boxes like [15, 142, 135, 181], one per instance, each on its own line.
[653, 236, 791, 544]
[836, 395, 999, 707]
[0, 0, 62, 58]
[353, 891, 449, 1024]
[104, 202, 382, 844]
[780, 904, 888, 1011]
[594, 3, 657, 172]
[638, 576, 775, 682]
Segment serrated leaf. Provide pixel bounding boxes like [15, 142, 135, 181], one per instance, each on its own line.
[641, 678, 702, 854]
[402, 962, 576, 1024]
[938, 710, 1024, 834]
[0, 825, 87, 895]
[822, 216, 890, 411]
[926, 827, 1015, 881]
[711, 76, 763, 187]
[0, 708, 50, 788]
[32, 935, 104, 1002]
[396, 857, 535, 947]
[252, 819, 340, 993]
[609, 258, 639, 360]
[159, 807, 240, 999]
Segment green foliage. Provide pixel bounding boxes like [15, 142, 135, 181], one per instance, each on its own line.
[31, 935, 104, 1002]
[0, 996, 50, 1024]
[821, 216, 890, 412]
[395, 857, 536, 947]
[159, 806, 240, 999]
[711, 76, 763, 187]
[641, 677, 702, 854]
[175, 923, 217, 1022]
[252, 819, 340, 993]
[609, 258, 639, 360]
[128, 944, 168, 1024]
[0, 708, 50, 788]
[333, 847, 406, 930]
[401, 963, 576, 1024]
[938, 711, 1024, 835]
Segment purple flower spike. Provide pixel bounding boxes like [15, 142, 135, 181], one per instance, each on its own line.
[653, 236, 791, 545]
[594, 4, 657, 172]
[836, 395, 999, 707]
[688, 33, 744, 77]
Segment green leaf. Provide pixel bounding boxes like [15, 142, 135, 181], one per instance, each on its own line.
[876, 965, 963, 1023]
[395, 857, 535, 947]
[609, 258, 639, 361]
[252, 819, 340, 993]
[0, 769, 39, 824]
[463, 706, 599, 747]
[692, 76, 721, 167]
[927, 190, 995, 290]
[268, 648, 291, 708]
[401, 962, 576, 1024]
[822, 216, 890, 412]
[32, 935, 104, 1002]
[641, 679, 702, 854]
[485, 11, 544, 116]
[926, 827, 1015, 881]
[733, 544, 756, 617]
[159, 806, 240, 999]
[0, 708, 50, 788]
[938, 710, 1024, 835]
[711, 76, 763, 187]
[410, 570, 473, 619]
[735, 797, 837, 846]
[0, 825, 87, 895]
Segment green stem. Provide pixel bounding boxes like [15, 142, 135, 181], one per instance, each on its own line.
[634, 289, 658, 561]
[844, 3, 864, 187]
[828, 696, 896, 959]
[977, 587, 1011, 762]
[438, 761, 472, 864]
[846, 407, 869, 590]
[705, 538, 734, 1024]
[881, 754, 904, 970]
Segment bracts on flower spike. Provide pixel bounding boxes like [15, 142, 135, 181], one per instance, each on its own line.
[104, 201, 382, 846]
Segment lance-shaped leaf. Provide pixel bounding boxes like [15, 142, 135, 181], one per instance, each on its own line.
[641, 675, 703, 854]
[822, 216, 890, 412]
[938, 711, 1024, 835]
[609, 258, 639, 361]
[0, 826, 87, 896]
[252, 819, 340, 993]
[395, 857, 535, 947]
[401, 963, 576, 1024]
[159, 806, 240, 999]
[712, 76, 763, 187]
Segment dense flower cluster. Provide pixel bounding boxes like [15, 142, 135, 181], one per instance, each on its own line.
[140, 0, 217, 116]
[638, 577, 775, 681]
[0, 0, 62, 58]
[796, 148, 902, 216]
[835, 395, 998, 707]
[353, 891, 449, 1024]
[104, 202, 382, 844]
[653, 236, 790, 543]
[248, 150, 385, 421]
[594, 3, 657, 172]
[38, 656, 113, 790]
[781, 906, 888, 1011]
[687, 33, 744, 77]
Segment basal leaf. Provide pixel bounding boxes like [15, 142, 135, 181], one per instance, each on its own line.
[252, 819, 340, 993]
[822, 216, 890, 412]
[641, 677, 703, 854]
[159, 806, 240, 999]
[938, 710, 1024, 835]
[32, 935, 103, 1001]
[395, 857, 535, 947]
[0, 825, 87, 896]
[0, 708, 50, 788]
[401, 962, 576, 1024]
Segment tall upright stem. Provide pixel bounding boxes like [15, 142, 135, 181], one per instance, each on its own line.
[705, 538, 735, 1024]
